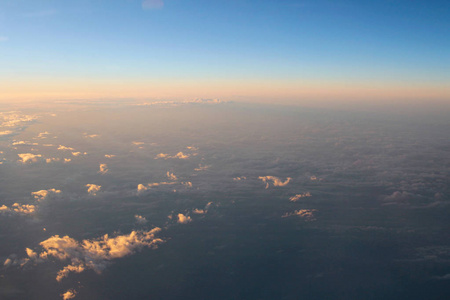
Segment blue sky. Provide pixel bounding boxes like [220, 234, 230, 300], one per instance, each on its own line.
[0, 0, 449, 103]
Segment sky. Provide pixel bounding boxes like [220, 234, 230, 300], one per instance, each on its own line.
[0, 0, 449, 106]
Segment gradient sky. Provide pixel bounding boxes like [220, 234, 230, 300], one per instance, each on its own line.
[0, 0, 449, 105]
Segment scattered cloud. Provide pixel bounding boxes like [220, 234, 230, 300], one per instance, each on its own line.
[192, 202, 212, 214]
[86, 184, 101, 196]
[32, 189, 61, 202]
[258, 176, 291, 189]
[194, 164, 210, 171]
[166, 171, 177, 181]
[135, 215, 148, 224]
[12, 140, 38, 146]
[104, 154, 116, 158]
[18, 153, 42, 164]
[46, 158, 60, 163]
[0, 203, 36, 215]
[64, 158, 72, 163]
[137, 181, 176, 193]
[36, 131, 50, 139]
[16, 228, 162, 282]
[83, 133, 99, 138]
[155, 152, 193, 160]
[233, 176, 247, 181]
[72, 152, 87, 156]
[177, 213, 191, 224]
[58, 145, 75, 151]
[282, 209, 317, 221]
[289, 192, 312, 202]
[98, 164, 108, 174]
[61, 289, 77, 300]
[0, 130, 13, 136]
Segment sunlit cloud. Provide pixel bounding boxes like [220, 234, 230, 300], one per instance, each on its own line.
[194, 164, 210, 171]
[98, 163, 108, 174]
[86, 184, 101, 196]
[0, 130, 13, 136]
[104, 154, 116, 158]
[83, 133, 99, 138]
[282, 209, 317, 221]
[135, 215, 148, 224]
[61, 289, 77, 300]
[166, 171, 177, 181]
[32, 189, 61, 202]
[36, 131, 50, 139]
[155, 152, 194, 160]
[46, 157, 60, 163]
[192, 202, 212, 214]
[18, 153, 42, 164]
[12, 140, 38, 146]
[233, 176, 247, 181]
[258, 176, 291, 189]
[16, 228, 162, 282]
[58, 145, 75, 151]
[0, 203, 36, 215]
[177, 213, 191, 224]
[289, 192, 311, 202]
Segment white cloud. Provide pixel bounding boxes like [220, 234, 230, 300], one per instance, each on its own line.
[289, 192, 311, 202]
[18, 153, 42, 164]
[135, 215, 148, 224]
[258, 176, 291, 189]
[32, 189, 61, 202]
[22, 228, 162, 281]
[61, 289, 77, 300]
[142, 0, 164, 10]
[177, 213, 191, 224]
[86, 184, 101, 196]
[98, 164, 108, 174]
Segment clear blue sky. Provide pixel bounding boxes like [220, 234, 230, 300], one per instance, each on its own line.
[0, 0, 449, 102]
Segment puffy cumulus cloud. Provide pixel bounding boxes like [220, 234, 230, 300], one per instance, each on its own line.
[104, 154, 116, 158]
[154, 152, 194, 160]
[289, 192, 312, 202]
[282, 209, 317, 221]
[61, 289, 77, 300]
[21, 228, 162, 281]
[135, 215, 148, 224]
[193, 202, 213, 214]
[86, 184, 101, 196]
[142, 0, 164, 10]
[177, 213, 191, 224]
[57, 145, 75, 151]
[194, 164, 210, 171]
[0, 203, 36, 215]
[18, 153, 42, 164]
[98, 164, 108, 174]
[32, 188, 61, 202]
[258, 176, 292, 189]
[166, 171, 178, 181]
[233, 176, 247, 181]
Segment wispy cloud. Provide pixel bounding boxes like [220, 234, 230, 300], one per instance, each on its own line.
[142, 0, 164, 10]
